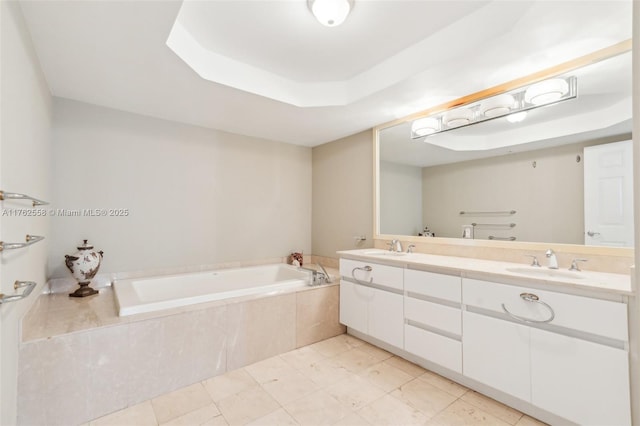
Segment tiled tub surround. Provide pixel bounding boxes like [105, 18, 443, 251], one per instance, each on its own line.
[338, 249, 633, 425]
[18, 265, 344, 426]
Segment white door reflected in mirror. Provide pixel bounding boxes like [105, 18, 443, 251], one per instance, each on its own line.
[583, 140, 634, 247]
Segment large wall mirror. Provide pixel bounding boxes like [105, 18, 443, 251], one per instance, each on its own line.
[375, 42, 633, 251]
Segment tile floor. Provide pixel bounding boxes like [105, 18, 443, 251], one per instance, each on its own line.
[86, 334, 546, 426]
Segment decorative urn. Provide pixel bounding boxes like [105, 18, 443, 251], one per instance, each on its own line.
[65, 239, 104, 297]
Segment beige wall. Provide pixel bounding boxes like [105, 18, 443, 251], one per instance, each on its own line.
[422, 137, 629, 243]
[379, 161, 422, 236]
[0, 1, 52, 423]
[312, 131, 373, 258]
[50, 99, 311, 277]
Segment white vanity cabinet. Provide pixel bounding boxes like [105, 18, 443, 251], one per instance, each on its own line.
[530, 328, 631, 426]
[339, 258, 404, 348]
[339, 280, 370, 334]
[462, 278, 631, 425]
[463, 311, 531, 401]
[404, 269, 463, 373]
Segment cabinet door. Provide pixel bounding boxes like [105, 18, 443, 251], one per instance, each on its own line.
[530, 328, 631, 426]
[339, 280, 372, 333]
[369, 289, 403, 348]
[462, 312, 531, 401]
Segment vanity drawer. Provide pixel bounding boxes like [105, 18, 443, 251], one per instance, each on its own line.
[405, 269, 461, 303]
[405, 296, 461, 336]
[340, 258, 403, 291]
[463, 278, 628, 341]
[405, 324, 462, 373]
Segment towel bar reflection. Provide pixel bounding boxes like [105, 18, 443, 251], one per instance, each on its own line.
[0, 235, 45, 252]
[489, 236, 517, 241]
[472, 223, 516, 228]
[0, 281, 37, 304]
[0, 190, 48, 206]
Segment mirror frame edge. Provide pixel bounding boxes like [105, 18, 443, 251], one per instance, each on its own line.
[373, 39, 634, 259]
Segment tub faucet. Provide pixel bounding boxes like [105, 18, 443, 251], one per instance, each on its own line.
[317, 263, 333, 283]
[299, 264, 332, 286]
[545, 249, 558, 269]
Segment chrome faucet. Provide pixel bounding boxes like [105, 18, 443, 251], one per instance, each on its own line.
[524, 255, 541, 267]
[569, 258, 588, 271]
[545, 249, 558, 269]
[388, 239, 403, 253]
[317, 263, 333, 283]
[299, 263, 332, 286]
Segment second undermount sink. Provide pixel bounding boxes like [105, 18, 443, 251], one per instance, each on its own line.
[506, 266, 584, 280]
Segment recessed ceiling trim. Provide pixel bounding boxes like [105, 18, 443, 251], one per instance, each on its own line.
[167, 22, 348, 107]
[166, 0, 534, 108]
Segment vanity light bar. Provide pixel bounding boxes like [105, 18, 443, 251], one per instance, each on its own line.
[410, 76, 577, 140]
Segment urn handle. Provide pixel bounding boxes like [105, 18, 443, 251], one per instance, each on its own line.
[64, 255, 79, 270]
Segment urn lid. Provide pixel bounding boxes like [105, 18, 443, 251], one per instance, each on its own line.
[77, 239, 94, 250]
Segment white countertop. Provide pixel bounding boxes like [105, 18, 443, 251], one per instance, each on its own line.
[337, 249, 633, 297]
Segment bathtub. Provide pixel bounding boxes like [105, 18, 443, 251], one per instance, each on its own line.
[113, 263, 310, 316]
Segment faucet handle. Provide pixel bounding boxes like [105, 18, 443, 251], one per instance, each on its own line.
[317, 263, 332, 283]
[569, 258, 588, 271]
[406, 244, 416, 253]
[524, 255, 540, 267]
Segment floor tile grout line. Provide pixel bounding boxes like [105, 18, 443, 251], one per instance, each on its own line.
[431, 393, 464, 423]
[460, 391, 525, 425]
[416, 373, 472, 400]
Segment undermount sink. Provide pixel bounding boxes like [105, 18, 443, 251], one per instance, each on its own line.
[506, 266, 584, 280]
[362, 250, 408, 257]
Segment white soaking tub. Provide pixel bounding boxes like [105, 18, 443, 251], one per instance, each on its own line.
[113, 263, 310, 316]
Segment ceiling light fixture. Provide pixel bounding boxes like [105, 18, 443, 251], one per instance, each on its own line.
[308, 0, 354, 27]
[411, 117, 440, 137]
[443, 108, 474, 128]
[481, 94, 515, 118]
[410, 75, 577, 139]
[525, 78, 569, 106]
